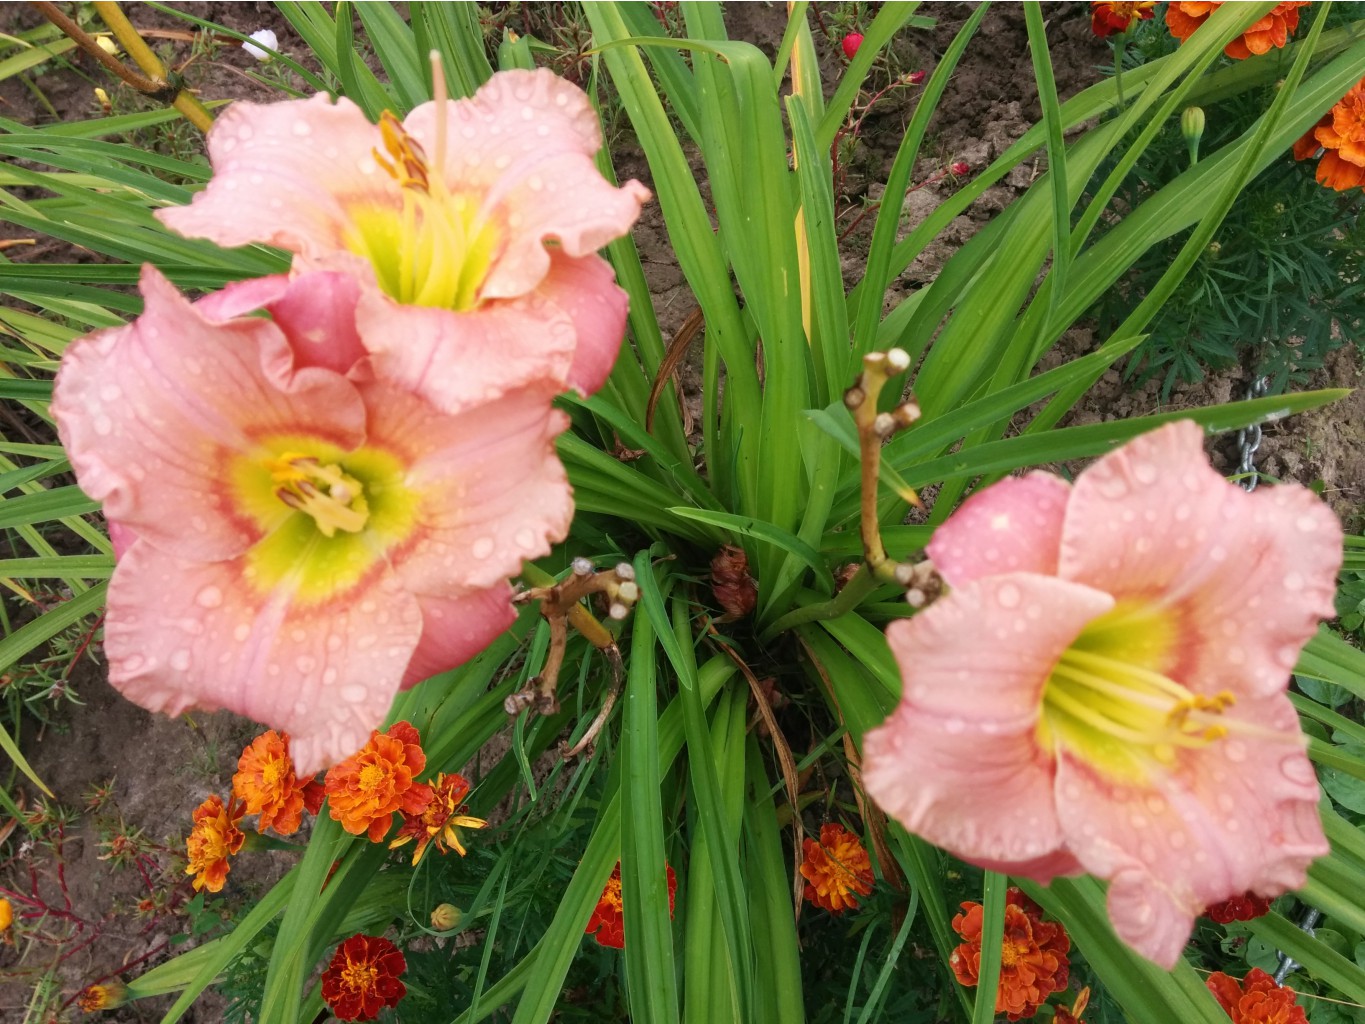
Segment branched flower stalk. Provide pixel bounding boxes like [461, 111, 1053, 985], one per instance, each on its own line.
[507, 560, 639, 758]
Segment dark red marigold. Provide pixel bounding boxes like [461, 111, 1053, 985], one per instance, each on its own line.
[1207, 967, 1308, 1024]
[1205, 891, 1273, 924]
[586, 861, 678, 949]
[321, 934, 407, 1022]
[1091, 1, 1155, 38]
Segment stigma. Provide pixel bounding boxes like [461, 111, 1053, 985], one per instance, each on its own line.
[270, 452, 369, 538]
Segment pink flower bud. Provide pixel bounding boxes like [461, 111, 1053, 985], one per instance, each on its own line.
[951, 161, 970, 175]
[908, 70, 926, 85]
[841, 33, 864, 60]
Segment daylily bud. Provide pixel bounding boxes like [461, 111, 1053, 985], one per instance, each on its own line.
[841, 33, 864, 60]
[243, 29, 278, 61]
[1182, 106, 1205, 166]
[94, 87, 112, 116]
[431, 903, 462, 931]
[95, 36, 119, 56]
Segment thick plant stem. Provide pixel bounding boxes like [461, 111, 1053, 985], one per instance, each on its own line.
[90, 0, 215, 132]
[848, 349, 919, 584]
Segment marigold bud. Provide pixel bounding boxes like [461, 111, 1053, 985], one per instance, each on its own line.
[1182, 106, 1205, 166]
[95, 36, 119, 56]
[431, 903, 462, 931]
[841, 33, 864, 60]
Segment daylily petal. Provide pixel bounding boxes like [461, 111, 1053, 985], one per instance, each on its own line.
[196, 271, 369, 380]
[401, 586, 517, 688]
[533, 251, 629, 396]
[863, 575, 1113, 872]
[52, 267, 365, 563]
[926, 473, 1071, 588]
[355, 288, 576, 415]
[1054, 692, 1327, 968]
[158, 94, 396, 258]
[880, 574, 1113, 721]
[1060, 420, 1341, 697]
[404, 69, 650, 301]
[359, 379, 574, 594]
[106, 540, 423, 775]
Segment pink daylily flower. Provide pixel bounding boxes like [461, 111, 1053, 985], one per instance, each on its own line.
[158, 69, 650, 411]
[53, 267, 573, 774]
[862, 421, 1341, 968]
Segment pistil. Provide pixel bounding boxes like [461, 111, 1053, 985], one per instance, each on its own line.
[270, 453, 369, 538]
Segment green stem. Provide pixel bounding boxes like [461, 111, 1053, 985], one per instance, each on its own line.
[760, 565, 879, 640]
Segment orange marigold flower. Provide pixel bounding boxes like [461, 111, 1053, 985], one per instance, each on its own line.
[185, 794, 245, 893]
[323, 721, 433, 843]
[320, 934, 407, 1022]
[1091, 1, 1155, 38]
[1054, 987, 1091, 1024]
[949, 888, 1071, 1022]
[232, 730, 316, 835]
[1207, 967, 1308, 1024]
[1166, 2, 1309, 60]
[800, 822, 875, 914]
[1205, 891, 1274, 924]
[75, 979, 126, 1012]
[0, 897, 12, 934]
[1293, 77, 1365, 192]
[586, 861, 678, 949]
[389, 772, 487, 866]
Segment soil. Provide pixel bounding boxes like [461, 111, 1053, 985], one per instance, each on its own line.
[1, 3, 1362, 1021]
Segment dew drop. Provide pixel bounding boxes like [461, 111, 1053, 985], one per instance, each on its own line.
[233, 623, 251, 642]
[93, 415, 113, 436]
[292, 120, 311, 136]
[295, 655, 317, 674]
[341, 685, 368, 703]
[1296, 514, 1319, 533]
[169, 650, 192, 671]
[472, 538, 494, 559]
[195, 586, 222, 609]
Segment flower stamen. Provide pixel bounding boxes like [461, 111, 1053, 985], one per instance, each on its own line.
[269, 452, 368, 538]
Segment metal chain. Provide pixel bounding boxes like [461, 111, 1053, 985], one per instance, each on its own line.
[1234, 376, 1270, 492]
[1236, 372, 1319, 985]
[1274, 906, 1322, 984]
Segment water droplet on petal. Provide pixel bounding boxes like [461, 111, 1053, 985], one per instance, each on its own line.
[341, 685, 368, 703]
[195, 586, 222, 608]
[170, 650, 192, 671]
[472, 538, 494, 559]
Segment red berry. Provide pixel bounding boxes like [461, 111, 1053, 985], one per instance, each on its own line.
[841, 33, 864, 60]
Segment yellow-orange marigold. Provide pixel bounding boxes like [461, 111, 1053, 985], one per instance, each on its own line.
[232, 729, 321, 835]
[1293, 77, 1365, 192]
[0, 897, 12, 934]
[949, 888, 1071, 1022]
[389, 772, 487, 865]
[800, 822, 874, 914]
[1208, 967, 1308, 1024]
[324, 721, 432, 842]
[1166, 1, 1308, 60]
[1055, 988, 1091, 1024]
[75, 979, 127, 1012]
[185, 794, 245, 893]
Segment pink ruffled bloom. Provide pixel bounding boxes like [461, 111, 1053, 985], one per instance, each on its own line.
[158, 69, 649, 411]
[862, 421, 1340, 968]
[53, 267, 573, 774]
